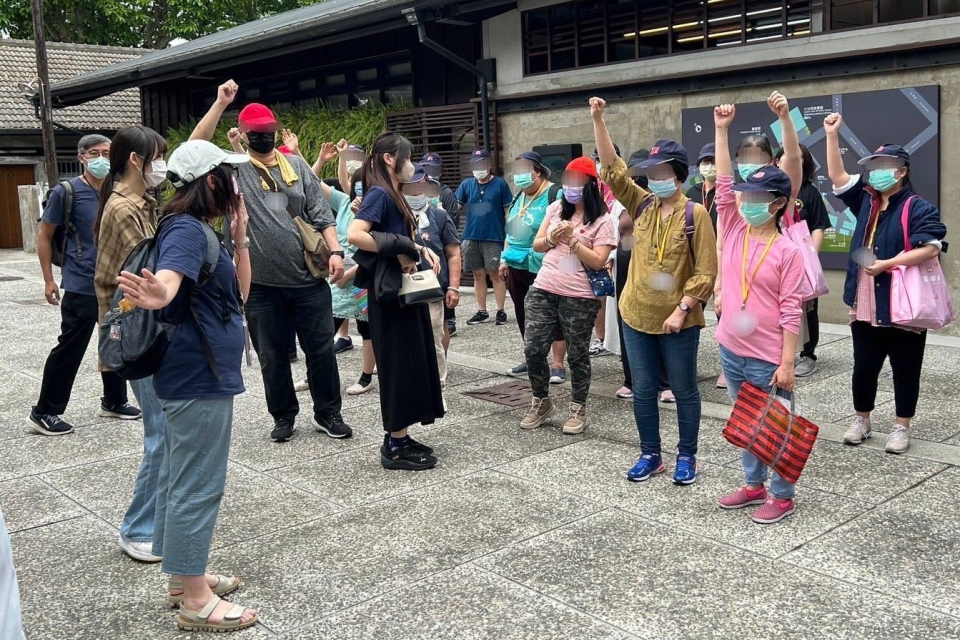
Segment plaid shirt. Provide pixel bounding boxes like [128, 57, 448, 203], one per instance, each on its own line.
[94, 182, 157, 323]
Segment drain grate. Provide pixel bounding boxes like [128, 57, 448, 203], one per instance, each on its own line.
[0, 276, 24, 282]
[463, 380, 532, 407]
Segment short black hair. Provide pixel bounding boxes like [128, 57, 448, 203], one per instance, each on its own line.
[775, 143, 816, 184]
[668, 159, 689, 183]
[736, 134, 774, 161]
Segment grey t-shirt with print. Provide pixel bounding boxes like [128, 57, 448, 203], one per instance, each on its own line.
[229, 154, 335, 288]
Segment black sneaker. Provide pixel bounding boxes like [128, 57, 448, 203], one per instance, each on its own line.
[313, 412, 353, 439]
[333, 336, 354, 354]
[447, 322, 457, 337]
[382, 433, 433, 456]
[27, 408, 74, 436]
[381, 442, 437, 471]
[495, 310, 508, 325]
[271, 419, 296, 443]
[99, 401, 142, 420]
[467, 311, 490, 325]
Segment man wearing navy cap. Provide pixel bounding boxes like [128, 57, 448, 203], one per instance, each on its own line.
[687, 142, 719, 233]
[456, 149, 514, 326]
[421, 152, 462, 228]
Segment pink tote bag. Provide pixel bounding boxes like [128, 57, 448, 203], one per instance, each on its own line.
[889, 196, 954, 330]
[783, 207, 829, 302]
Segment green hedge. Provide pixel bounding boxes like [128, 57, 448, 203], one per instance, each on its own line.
[165, 102, 397, 180]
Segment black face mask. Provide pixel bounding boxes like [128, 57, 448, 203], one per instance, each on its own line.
[246, 132, 276, 154]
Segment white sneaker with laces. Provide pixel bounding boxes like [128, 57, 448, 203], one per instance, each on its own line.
[843, 415, 871, 445]
[295, 379, 309, 393]
[885, 425, 912, 454]
[795, 356, 818, 378]
[118, 534, 161, 563]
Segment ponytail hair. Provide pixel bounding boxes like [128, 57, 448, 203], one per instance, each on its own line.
[360, 132, 415, 232]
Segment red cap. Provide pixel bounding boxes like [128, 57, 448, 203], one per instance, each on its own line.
[238, 103, 281, 132]
[565, 156, 598, 179]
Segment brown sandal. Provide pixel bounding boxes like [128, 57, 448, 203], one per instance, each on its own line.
[176, 595, 257, 633]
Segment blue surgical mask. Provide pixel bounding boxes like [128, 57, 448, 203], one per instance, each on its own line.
[648, 178, 678, 199]
[868, 168, 900, 192]
[562, 186, 583, 204]
[85, 157, 110, 179]
[354, 181, 363, 197]
[740, 201, 774, 226]
[738, 163, 763, 181]
[514, 173, 534, 189]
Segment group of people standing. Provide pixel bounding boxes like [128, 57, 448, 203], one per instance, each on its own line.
[13, 80, 945, 634]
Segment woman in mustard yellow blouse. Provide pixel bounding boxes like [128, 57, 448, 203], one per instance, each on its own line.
[591, 97, 717, 486]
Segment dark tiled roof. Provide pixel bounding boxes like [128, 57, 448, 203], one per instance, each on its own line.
[0, 39, 148, 131]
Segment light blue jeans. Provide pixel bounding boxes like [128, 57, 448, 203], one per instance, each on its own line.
[719, 345, 796, 500]
[0, 508, 26, 640]
[152, 396, 233, 576]
[121, 377, 165, 542]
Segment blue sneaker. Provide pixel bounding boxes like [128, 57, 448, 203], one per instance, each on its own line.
[627, 454, 665, 482]
[673, 454, 698, 485]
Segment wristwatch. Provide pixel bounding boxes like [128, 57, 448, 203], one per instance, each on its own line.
[330, 250, 345, 258]
[678, 301, 692, 314]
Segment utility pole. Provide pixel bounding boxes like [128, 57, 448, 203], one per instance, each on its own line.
[31, 0, 59, 186]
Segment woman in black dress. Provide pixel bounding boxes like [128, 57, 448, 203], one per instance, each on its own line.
[348, 133, 444, 471]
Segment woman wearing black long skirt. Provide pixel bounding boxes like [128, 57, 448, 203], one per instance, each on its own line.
[348, 132, 445, 471]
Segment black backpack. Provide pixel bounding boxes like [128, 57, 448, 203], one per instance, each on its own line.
[40, 181, 74, 267]
[98, 215, 227, 381]
[508, 183, 562, 210]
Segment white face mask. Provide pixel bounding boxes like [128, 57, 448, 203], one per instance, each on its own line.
[398, 160, 415, 183]
[473, 169, 489, 180]
[346, 160, 363, 175]
[144, 159, 167, 188]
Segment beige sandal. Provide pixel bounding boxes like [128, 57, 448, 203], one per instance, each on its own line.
[176, 595, 257, 633]
[168, 575, 240, 607]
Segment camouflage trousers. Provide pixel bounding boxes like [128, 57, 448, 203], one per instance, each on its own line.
[523, 287, 601, 405]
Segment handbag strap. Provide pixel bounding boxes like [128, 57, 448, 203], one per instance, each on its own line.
[745, 384, 797, 451]
[900, 195, 917, 251]
[768, 388, 798, 471]
[251, 163, 304, 222]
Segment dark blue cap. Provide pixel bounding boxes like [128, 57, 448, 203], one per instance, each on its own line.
[421, 152, 443, 166]
[732, 165, 792, 198]
[857, 144, 910, 166]
[407, 162, 427, 184]
[627, 148, 650, 168]
[592, 144, 620, 160]
[515, 150, 551, 178]
[635, 139, 689, 169]
[697, 143, 716, 163]
[470, 149, 492, 163]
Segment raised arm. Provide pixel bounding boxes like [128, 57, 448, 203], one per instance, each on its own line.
[190, 80, 238, 142]
[714, 104, 734, 178]
[823, 113, 852, 188]
[591, 97, 648, 213]
[336, 139, 351, 192]
[313, 142, 338, 179]
[768, 91, 801, 202]
[591, 97, 618, 168]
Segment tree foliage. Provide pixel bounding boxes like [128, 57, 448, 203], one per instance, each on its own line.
[1, 0, 323, 49]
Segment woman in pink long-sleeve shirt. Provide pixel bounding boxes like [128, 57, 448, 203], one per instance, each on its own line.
[713, 94, 806, 525]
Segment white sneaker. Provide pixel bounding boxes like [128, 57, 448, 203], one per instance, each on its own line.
[885, 425, 912, 454]
[795, 356, 818, 378]
[118, 534, 161, 563]
[295, 379, 309, 393]
[346, 378, 377, 396]
[843, 415, 871, 445]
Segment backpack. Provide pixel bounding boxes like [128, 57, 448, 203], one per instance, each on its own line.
[508, 184, 562, 210]
[98, 215, 227, 381]
[40, 181, 74, 268]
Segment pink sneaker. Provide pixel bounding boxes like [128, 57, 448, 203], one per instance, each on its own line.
[616, 386, 633, 399]
[716, 372, 727, 389]
[718, 485, 767, 510]
[751, 498, 796, 524]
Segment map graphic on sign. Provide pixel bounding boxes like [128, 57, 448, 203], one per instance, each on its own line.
[682, 86, 940, 269]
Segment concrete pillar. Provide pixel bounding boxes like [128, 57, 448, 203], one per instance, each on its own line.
[18, 185, 41, 254]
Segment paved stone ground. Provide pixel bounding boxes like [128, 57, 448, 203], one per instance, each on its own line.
[1, 249, 959, 639]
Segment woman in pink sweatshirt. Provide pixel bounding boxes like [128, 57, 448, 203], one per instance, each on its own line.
[713, 93, 806, 525]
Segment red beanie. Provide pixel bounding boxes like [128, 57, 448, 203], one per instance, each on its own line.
[565, 156, 598, 179]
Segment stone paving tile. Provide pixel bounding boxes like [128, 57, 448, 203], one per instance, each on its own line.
[291, 564, 628, 640]
[793, 374, 892, 424]
[476, 510, 960, 640]
[205, 471, 603, 635]
[0, 476, 86, 533]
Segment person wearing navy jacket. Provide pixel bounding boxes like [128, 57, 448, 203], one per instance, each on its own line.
[824, 113, 947, 455]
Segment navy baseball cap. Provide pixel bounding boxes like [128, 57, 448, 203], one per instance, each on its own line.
[592, 144, 620, 160]
[858, 144, 910, 166]
[636, 139, 689, 169]
[406, 162, 427, 184]
[627, 148, 650, 168]
[421, 152, 443, 166]
[515, 150, 551, 178]
[732, 165, 792, 198]
[697, 143, 716, 163]
[470, 149, 492, 163]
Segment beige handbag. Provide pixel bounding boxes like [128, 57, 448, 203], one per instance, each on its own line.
[398, 269, 445, 308]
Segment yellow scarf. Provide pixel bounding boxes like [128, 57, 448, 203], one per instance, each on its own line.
[249, 151, 299, 191]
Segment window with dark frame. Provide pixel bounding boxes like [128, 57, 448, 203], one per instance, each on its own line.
[521, 0, 960, 76]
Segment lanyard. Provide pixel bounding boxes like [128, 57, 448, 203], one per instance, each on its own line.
[740, 228, 778, 310]
[514, 182, 549, 223]
[654, 205, 672, 268]
[865, 206, 882, 250]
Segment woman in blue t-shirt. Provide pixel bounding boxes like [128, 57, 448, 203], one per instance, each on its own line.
[116, 140, 257, 633]
[348, 132, 445, 471]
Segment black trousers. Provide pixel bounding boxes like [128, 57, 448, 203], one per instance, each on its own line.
[36, 292, 127, 415]
[246, 282, 342, 423]
[800, 298, 820, 360]
[333, 316, 371, 340]
[851, 321, 926, 418]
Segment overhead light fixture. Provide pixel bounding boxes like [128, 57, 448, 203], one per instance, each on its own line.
[677, 34, 705, 43]
[709, 27, 747, 38]
[637, 26, 668, 35]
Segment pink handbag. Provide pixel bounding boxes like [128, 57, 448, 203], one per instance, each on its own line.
[783, 207, 829, 302]
[889, 196, 954, 330]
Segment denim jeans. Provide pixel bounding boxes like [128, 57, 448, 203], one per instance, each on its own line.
[0, 508, 26, 640]
[719, 345, 796, 499]
[621, 324, 701, 456]
[152, 397, 233, 576]
[246, 282, 342, 423]
[120, 376, 165, 542]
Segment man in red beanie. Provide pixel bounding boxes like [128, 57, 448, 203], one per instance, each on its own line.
[191, 80, 353, 443]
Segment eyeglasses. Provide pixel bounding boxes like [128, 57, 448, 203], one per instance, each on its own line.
[83, 151, 109, 159]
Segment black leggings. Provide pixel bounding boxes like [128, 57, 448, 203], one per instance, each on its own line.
[334, 317, 371, 340]
[851, 321, 926, 418]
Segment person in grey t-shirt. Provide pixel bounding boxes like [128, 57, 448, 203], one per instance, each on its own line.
[191, 81, 353, 443]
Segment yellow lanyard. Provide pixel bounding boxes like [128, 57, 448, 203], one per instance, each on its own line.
[740, 228, 778, 310]
[513, 182, 548, 222]
[654, 205, 672, 268]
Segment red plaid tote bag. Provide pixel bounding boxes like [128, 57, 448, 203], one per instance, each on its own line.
[722, 383, 819, 484]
